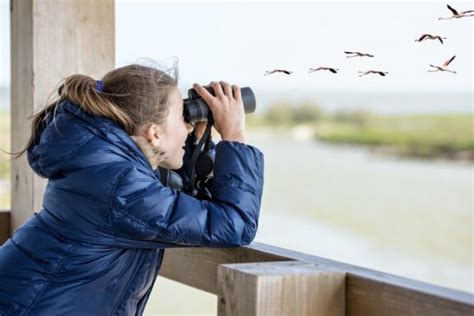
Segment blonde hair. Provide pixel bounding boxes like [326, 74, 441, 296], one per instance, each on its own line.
[130, 135, 165, 169]
[8, 63, 177, 159]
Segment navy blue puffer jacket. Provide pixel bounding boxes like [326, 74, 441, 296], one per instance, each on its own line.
[0, 100, 264, 315]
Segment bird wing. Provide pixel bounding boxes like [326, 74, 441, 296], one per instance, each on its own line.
[418, 34, 429, 41]
[447, 4, 458, 15]
[443, 55, 456, 67]
[329, 68, 337, 73]
[462, 10, 474, 13]
[344, 51, 355, 54]
[437, 36, 444, 44]
[378, 72, 386, 76]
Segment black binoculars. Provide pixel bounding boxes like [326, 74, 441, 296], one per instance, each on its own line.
[183, 86, 256, 123]
[160, 85, 256, 200]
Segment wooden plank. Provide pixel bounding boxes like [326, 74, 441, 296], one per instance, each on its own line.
[160, 242, 474, 315]
[160, 245, 292, 294]
[10, 0, 114, 230]
[0, 210, 10, 244]
[217, 261, 345, 316]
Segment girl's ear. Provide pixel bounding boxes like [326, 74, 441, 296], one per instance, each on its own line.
[145, 124, 164, 147]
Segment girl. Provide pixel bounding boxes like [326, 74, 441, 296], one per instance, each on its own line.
[0, 64, 264, 315]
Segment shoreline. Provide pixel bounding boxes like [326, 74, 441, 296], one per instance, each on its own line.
[247, 124, 474, 163]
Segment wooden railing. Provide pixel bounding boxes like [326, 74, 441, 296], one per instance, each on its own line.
[160, 244, 473, 315]
[1, 210, 473, 315]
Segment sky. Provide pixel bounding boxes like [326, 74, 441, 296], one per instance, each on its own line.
[1, 0, 473, 94]
[117, 0, 473, 93]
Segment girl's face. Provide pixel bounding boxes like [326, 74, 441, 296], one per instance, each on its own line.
[148, 87, 193, 170]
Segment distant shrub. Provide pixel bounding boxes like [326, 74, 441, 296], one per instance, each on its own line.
[332, 109, 375, 127]
[264, 101, 323, 126]
[264, 103, 294, 125]
[292, 102, 324, 124]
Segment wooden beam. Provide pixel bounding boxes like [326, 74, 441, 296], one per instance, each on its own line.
[10, 0, 115, 230]
[160, 245, 292, 293]
[0, 210, 10, 244]
[160, 242, 474, 315]
[217, 261, 345, 316]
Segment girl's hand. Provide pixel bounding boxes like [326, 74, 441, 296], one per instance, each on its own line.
[192, 81, 246, 143]
[193, 121, 207, 141]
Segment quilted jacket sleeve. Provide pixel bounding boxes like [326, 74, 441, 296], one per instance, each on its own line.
[109, 141, 264, 247]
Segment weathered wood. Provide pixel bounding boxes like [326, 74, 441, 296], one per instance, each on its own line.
[160, 242, 474, 315]
[160, 245, 292, 293]
[217, 261, 345, 316]
[0, 210, 10, 244]
[10, 0, 115, 230]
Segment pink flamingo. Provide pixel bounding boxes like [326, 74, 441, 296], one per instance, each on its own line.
[438, 4, 474, 19]
[427, 55, 457, 74]
[415, 33, 447, 44]
[308, 67, 339, 74]
[358, 70, 389, 77]
[344, 51, 375, 58]
[264, 69, 293, 76]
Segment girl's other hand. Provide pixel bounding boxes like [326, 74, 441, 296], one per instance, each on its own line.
[193, 121, 207, 141]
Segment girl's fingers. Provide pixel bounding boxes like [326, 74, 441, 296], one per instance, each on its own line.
[211, 81, 224, 97]
[220, 81, 233, 97]
[193, 121, 207, 140]
[193, 83, 214, 105]
[232, 85, 242, 103]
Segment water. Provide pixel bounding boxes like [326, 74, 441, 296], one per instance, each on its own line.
[143, 130, 473, 315]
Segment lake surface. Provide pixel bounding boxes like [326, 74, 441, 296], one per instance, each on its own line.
[143, 129, 473, 315]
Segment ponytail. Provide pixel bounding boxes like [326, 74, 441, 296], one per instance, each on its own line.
[59, 74, 134, 132]
[4, 64, 177, 159]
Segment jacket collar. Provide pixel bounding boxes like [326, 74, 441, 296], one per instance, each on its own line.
[29, 99, 157, 177]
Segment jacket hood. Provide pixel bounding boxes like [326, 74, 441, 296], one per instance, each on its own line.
[27, 100, 152, 179]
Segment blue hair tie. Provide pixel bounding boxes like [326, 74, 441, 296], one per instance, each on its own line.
[96, 80, 104, 93]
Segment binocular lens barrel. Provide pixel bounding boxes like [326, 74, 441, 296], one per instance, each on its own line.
[183, 87, 256, 124]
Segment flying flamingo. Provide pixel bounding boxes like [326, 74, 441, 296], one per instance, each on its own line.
[415, 33, 447, 44]
[358, 70, 389, 77]
[438, 4, 474, 19]
[344, 51, 375, 58]
[264, 69, 293, 76]
[427, 55, 457, 74]
[308, 67, 339, 74]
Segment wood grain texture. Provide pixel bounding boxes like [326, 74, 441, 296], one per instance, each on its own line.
[161, 242, 473, 315]
[10, 0, 114, 230]
[217, 261, 345, 316]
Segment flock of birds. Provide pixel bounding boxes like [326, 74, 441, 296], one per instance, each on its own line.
[264, 4, 472, 78]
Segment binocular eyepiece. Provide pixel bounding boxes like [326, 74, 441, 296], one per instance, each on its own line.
[183, 86, 256, 124]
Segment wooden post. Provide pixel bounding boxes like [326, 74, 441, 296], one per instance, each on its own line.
[0, 210, 10, 244]
[217, 261, 346, 316]
[10, 0, 114, 231]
